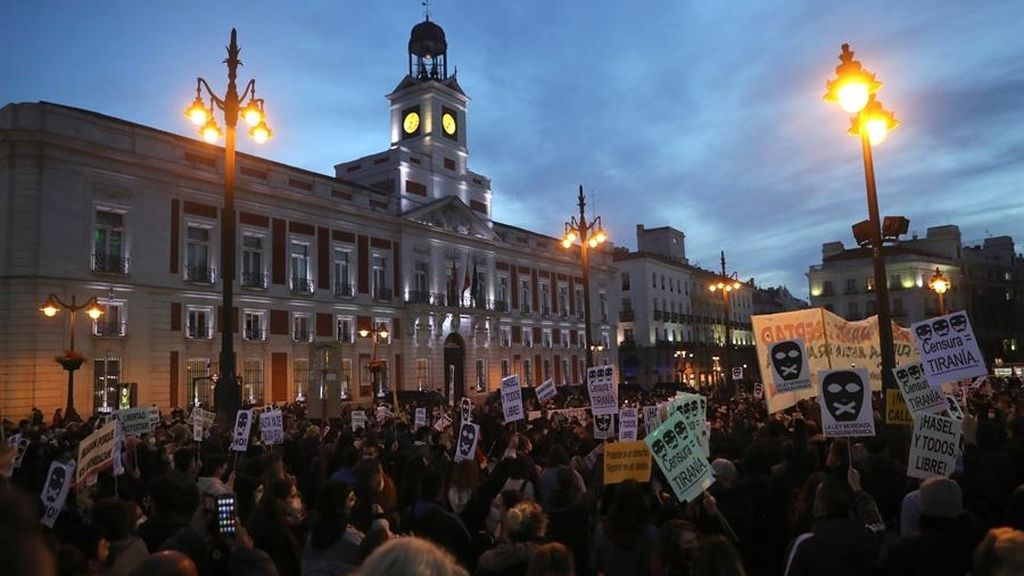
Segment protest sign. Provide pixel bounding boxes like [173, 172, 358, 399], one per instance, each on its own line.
[645, 410, 714, 503]
[885, 389, 913, 426]
[912, 311, 987, 387]
[229, 410, 254, 452]
[893, 363, 947, 419]
[460, 397, 474, 423]
[817, 368, 875, 438]
[593, 413, 616, 440]
[376, 404, 393, 423]
[619, 407, 638, 441]
[670, 394, 708, 454]
[12, 434, 29, 469]
[587, 365, 618, 416]
[434, 413, 453, 432]
[501, 375, 525, 424]
[191, 407, 215, 440]
[414, 407, 427, 430]
[535, 378, 557, 405]
[768, 339, 812, 393]
[753, 383, 763, 400]
[351, 410, 367, 431]
[146, 406, 160, 425]
[753, 308, 919, 413]
[454, 422, 480, 463]
[945, 395, 964, 421]
[907, 413, 961, 480]
[260, 409, 284, 445]
[643, 405, 660, 436]
[40, 459, 76, 528]
[76, 420, 117, 483]
[604, 441, 652, 484]
[115, 407, 152, 437]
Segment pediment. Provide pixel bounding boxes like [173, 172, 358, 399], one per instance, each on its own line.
[403, 196, 496, 240]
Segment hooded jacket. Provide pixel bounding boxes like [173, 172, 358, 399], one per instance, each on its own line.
[784, 491, 885, 576]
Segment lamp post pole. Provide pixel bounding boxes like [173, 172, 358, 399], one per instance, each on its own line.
[707, 253, 741, 391]
[561, 185, 608, 370]
[185, 29, 272, 423]
[40, 294, 103, 416]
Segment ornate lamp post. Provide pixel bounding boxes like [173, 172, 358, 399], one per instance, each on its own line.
[40, 294, 104, 416]
[929, 268, 950, 316]
[359, 324, 396, 408]
[183, 29, 272, 421]
[560, 185, 608, 369]
[707, 252, 742, 389]
[824, 43, 900, 416]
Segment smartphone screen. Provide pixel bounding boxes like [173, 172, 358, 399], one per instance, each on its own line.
[216, 494, 237, 535]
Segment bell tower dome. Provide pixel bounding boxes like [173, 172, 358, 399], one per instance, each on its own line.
[408, 17, 448, 81]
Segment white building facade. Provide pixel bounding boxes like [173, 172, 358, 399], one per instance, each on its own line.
[0, 18, 616, 418]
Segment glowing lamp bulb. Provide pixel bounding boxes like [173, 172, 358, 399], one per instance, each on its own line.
[249, 121, 272, 144]
[565, 231, 577, 243]
[561, 238, 572, 249]
[595, 230, 607, 244]
[200, 119, 222, 143]
[588, 238, 598, 248]
[837, 81, 870, 114]
[241, 101, 263, 127]
[865, 118, 889, 145]
[87, 306, 103, 320]
[41, 304, 58, 317]
[378, 330, 390, 339]
[185, 97, 210, 126]
[358, 329, 370, 338]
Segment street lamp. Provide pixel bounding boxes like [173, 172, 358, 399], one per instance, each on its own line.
[561, 185, 608, 369]
[359, 324, 397, 408]
[929, 268, 950, 315]
[184, 29, 273, 422]
[39, 294, 104, 416]
[824, 43, 900, 416]
[707, 251, 742, 390]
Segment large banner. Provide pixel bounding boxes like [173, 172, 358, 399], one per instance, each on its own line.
[753, 308, 920, 413]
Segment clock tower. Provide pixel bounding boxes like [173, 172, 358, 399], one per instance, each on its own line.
[336, 17, 492, 220]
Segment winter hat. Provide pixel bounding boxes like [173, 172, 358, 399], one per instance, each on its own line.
[711, 459, 737, 481]
[919, 477, 963, 519]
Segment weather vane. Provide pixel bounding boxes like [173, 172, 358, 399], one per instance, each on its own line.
[423, 0, 430, 20]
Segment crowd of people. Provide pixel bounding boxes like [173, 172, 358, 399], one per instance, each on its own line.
[2, 375, 1024, 576]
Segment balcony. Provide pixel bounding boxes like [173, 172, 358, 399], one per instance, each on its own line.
[845, 287, 860, 295]
[619, 310, 635, 322]
[495, 300, 510, 313]
[292, 329, 312, 342]
[520, 303, 532, 315]
[600, 313, 608, 324]
[501, 337, 511, 348]
[652, 310, 662, 321]
[244, 327, 265, 341]
[290, 277, 316, 295]
[337, 330, 353, 343]
[333, 283, 355, 299]
[373, 287, 393, 301]
[559, 309, 569, 320]
[186, 324, 214, 339]
[406, 290, 431, 305]
[540, 306, 551, 318]
[93, 321, 126, 337]
[93, 253, 130, 275]
[241, 272, 268, 290]
[185, 265, 216, 285]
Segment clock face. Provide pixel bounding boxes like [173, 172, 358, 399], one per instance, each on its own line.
[403, 111, 420, 134]
[442, 112, 457, 136]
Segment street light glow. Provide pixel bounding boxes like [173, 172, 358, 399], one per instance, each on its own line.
[249, 120, 272, 144]
[41, 303, 58, 317]
[929, 268, 949, 295]
[86, 304, 104, 320]
[241, 99, 264, 127]
[201, 118, 222, 143]
[185, 96, 210, 126]
[824, 44, 881, 114]
[836, 81, 870, 114]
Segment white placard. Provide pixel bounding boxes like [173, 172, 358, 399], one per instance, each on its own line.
[434, 413, 453, 432]
[146, 406, 160, 425]
[454, 422, 480, 462]
[642, 406, 660, 436]
[40, 459, 76, 528]
[460, 397, 474, 423]
[351, 410, 367, 431]
[619, 407, 638, 441]
[753, 382, 764, 400]
[645, 410, 715, 503]
[587, 365, 618, 416]
[593, 413, 616, 440]
[535, 378, 557, 405]
[260, 409, 284, 445]
[907, 413, 961, 480]
[191, 407, 215, 440]
[11, 434, 29, 470]
[376, 404, 393, 423]
[77, 420, 117, 483]
[501, 375, 524, 424]
[912, 311, 987, 387]
[893, 363, 947, 419]
[414, 408, 427, 430]
[768, 339, 812, 393]
[731, 367, 743, 381]
[944, 395, 964, 421]
[229, 410, 254, 452]
[818, 368, 875, 437]
[115, 408, 153, 437]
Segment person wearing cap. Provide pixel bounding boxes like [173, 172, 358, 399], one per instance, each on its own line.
[882, 477, 986, 576]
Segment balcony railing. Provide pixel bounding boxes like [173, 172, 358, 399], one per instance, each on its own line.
[373, 287, 393, 301]
[185, 265, 216, 284]
[520, 303, 532, 315]
[540, 306, 551, 317]
[333, 283, 355, 298]
[619, 310, 635, 322]
[291, 277, 316, 295]
[241, 272, 268, 290]
[559, 309, 569, 319]
[495, 300, 510, 313]
[93, 253, 130, 275]
[292, 329, 312, 342]
[244, 327, 265, 341]
[337, 330, 353, 343]
[653, 310, 662, 321]
[406, 290, 432, 305]
[93, 321, 127, 337]
[186, 324, 214, 339]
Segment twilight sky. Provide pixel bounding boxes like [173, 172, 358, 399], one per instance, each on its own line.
[2, 1, 1021, 297]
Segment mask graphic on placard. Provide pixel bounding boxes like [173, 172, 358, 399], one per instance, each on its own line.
[915, 324, 933, 343]
[770, 341, 803, 380]
[895, 368, 909, 383]
[950, 314, 968, 333]
[235, 412, 249, 435]
[457, 424, 476, 459]
[908, 364, 922, 379]
[822, 370, 864, 422]
[43, 466, 66, 505]
[595, 414, 612, 434]
[673, 420, 688, 439]
[651, 439, 667, 460]
[933, 319, 950, 337]
[663, 429, 679, 450]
